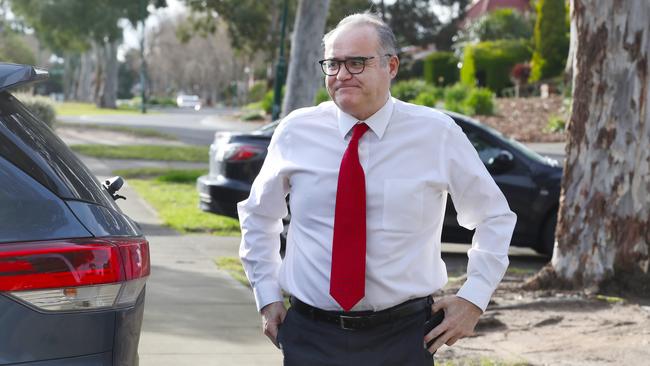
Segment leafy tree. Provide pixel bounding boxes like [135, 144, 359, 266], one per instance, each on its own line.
[385, 0, 442, 47]
[530, 0, 569, 81]
[453, 8, 533, 56]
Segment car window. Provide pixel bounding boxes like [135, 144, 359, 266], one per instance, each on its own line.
[464, 130, 504, 165]
[0, 156, 91, 243]
[0, 92, 120, 210]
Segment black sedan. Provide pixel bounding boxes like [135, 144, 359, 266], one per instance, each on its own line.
[198, 111, 562, 256]
[0, 63, 149, 365]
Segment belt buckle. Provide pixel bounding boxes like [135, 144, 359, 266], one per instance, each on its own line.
[339, 315, 357, 330]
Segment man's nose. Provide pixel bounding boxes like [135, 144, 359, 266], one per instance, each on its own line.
[336, 65, 353, 81]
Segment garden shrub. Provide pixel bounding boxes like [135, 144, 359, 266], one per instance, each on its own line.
[248, 81, 267, 103]
[391, 80, 435, 103]
[464, 88, 495, 115]
[423, 52, 459, 86]
[460, 39, 532, 95]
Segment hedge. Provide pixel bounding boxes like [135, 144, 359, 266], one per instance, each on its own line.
[460, 39, 532, 95]
[423, 52, 459, 86]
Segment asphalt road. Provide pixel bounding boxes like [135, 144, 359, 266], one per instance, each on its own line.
[58, 107, 265, 146]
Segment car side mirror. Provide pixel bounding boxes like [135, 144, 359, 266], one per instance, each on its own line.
[486, 150, 514, 174]
[103, 176, 126, 201]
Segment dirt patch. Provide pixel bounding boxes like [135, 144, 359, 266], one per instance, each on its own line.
[434, 274, 650, 365]
[476, 96, 568, 143]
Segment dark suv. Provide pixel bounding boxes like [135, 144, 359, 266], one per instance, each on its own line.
[0, 63, 149, 365]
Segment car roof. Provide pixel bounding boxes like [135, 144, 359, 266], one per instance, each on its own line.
[0, 63, 49, 92]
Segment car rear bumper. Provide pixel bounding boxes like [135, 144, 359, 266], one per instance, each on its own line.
[0, 289, 145, 366]
[197, 175, 251, 219]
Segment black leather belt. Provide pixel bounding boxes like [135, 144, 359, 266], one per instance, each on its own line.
[290, 296, 432, 330]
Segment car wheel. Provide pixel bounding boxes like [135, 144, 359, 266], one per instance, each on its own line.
[538, 210, 558, 257]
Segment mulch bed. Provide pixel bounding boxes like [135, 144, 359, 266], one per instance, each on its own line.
[474, 96, 568, 142]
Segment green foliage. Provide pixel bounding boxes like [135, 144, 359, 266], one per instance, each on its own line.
[424, 52, 459, 86]
[457, 8, 533, 44]
[260, 87, 285, 114]
[314, 88, 330, 105]
[464, 88, 494, 115]
[385, 0, 442, 47]
[0, 33, 36, 65]
[247, 81, 268, 103]
[530, 0, 569, 81]
[544, 114, 566, 132]
[411, 92, 438, 108]
[391, 80, 436, 102]
[241, 111, 266, 121]
[14, 94, 56, 128]
[443, 83, 472, 113]
[261, 90, 275, 114]
[148, 97, 177, 107]
[461, 39, 532, 94]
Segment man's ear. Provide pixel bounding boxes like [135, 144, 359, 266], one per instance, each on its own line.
[389, 56, 400, 79]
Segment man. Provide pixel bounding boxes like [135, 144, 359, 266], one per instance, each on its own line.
[238, 13, 516, 365]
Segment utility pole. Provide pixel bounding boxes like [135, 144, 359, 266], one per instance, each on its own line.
[139, 0, 147, 114]
[271, 0, 288, 121]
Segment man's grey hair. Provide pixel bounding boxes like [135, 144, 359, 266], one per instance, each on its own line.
[322, 13, 398, 59]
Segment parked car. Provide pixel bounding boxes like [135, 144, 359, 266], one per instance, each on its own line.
[176, 94, 201, 111]
[197, 109, 562, 256]
[0, 63, 149, 365]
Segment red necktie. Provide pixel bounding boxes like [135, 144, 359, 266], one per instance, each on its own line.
[330, 122, 369, 311]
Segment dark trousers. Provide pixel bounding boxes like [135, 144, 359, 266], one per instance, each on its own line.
[277, 304, 434, 366]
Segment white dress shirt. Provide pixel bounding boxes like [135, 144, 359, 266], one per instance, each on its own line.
[238, 96, 516, 312]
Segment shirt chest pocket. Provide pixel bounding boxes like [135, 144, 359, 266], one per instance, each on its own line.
[382, 179, 426, 232]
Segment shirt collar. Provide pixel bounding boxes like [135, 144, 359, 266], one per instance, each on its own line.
[337, 95, 394, 140]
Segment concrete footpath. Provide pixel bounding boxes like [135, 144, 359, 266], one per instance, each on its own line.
[81, 156, 282, 365]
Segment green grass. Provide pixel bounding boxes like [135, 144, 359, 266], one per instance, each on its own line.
[214, 255, 290, 307]
[127, 178, 240, 235]
[55, 102, 144, 116]
[56, 122, 177, 140]
[114, 168, 206, 182]
[71, 144, 209, 162]
[215, 257, 250, 288]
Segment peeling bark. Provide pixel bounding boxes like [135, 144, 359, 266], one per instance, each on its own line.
[529, 0, 650, 293]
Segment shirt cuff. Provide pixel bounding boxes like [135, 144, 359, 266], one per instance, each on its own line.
[253, 280, 284, 312]
[456, 276, 495, 312]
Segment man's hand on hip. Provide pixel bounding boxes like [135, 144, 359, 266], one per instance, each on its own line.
[424, 295, 482, 353]
[260, 301, 287, 348]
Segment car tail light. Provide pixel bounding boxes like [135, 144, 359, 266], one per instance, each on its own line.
[0, 237, 149, 312]
[221, 144, 265, 162]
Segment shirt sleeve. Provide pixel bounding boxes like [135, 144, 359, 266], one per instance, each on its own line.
[442, 122, 517, 312]
[237, 121, 291, 312]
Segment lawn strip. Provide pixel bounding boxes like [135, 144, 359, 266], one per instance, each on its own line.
[71, 144, 208, 162]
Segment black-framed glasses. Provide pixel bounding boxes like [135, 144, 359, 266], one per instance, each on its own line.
[318, 54, 392, 76]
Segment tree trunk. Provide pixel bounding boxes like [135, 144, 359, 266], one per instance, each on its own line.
[99, 40, 118, 108]
[75, 50, 95, 102]
[528, 0, 650, 292]
[281, 0, 330, 117]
